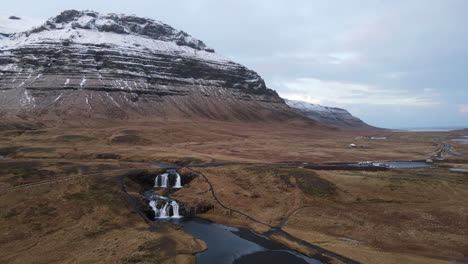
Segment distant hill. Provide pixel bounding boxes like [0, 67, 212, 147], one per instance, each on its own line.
[285, 99, 377, 130]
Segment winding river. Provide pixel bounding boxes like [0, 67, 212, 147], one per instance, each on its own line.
[133, 151, 468, 264]
[143, 175, 325, 264]
[140, 158, 454, 264]
[166, 217, 322, 264]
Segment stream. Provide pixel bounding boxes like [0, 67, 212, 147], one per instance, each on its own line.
[167, 217, 321, 264]
[451, 138, 468, 144]
[143, 168, 326, 264]
[139, 158, 451, 263]
[350, 161, 433, 168]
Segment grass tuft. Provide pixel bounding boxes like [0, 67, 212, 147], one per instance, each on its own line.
[110, 135, 150, 145]
[55, 135, 95, 142]
[64, 178, 125, 210]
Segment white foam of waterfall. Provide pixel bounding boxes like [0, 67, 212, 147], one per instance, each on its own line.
[159, 202, 169, 218]
[174, 172, 182, 188]
[160, 173, 169, 187]
[154, 175, 160, 187]
[155, 170, 183, 188]
[149, 200, 159, 219]
[155, 173, 169, 188]
[171, 200, 181, 218]
[149, 198, 183, 219]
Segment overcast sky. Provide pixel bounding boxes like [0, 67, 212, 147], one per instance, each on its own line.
[2, 0, 468, 128]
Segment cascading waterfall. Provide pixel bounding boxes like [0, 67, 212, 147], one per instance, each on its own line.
[154, 175, 160, 187]
[154, 175, 159, 188]
[150, 198, 182, 219]
[154, 173, 169, 188]
[174, 172, 182, 188]
[171, 200, 181, 218]
[149, 200, 159, 216]
[161, 173, 169, 187]
[150, 169, 183, 219]
[154, 171, 182, 188]
[159, 203, 169, 218]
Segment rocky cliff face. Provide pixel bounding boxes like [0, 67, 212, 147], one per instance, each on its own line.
[0, 10, 297, 123]
[285, 99, 374, 129]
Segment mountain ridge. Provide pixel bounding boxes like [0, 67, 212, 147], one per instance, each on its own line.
[0, 10, 373, 130]
[285, 99, 376, 130]
[0, 10, 301, 124]
[16, 10, 215, 52]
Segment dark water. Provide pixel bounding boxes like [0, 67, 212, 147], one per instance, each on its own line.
[385, 161, 433, 168]
[393, 127, 466, 132]
[143, 170, 323, 264]
[235, 251, 313, 264]
[351, 161, 433, 168]
[450, 168, 468, 172]
[161, 218, 323, 264]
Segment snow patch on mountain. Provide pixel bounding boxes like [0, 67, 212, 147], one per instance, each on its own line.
[285, 99, 373, 129]
[285, 99, 348, 114]
[0, 10, 229, 64]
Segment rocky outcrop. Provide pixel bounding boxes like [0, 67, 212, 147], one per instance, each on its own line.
[285, 99, 375, 130]
[0, 10, 299, 123]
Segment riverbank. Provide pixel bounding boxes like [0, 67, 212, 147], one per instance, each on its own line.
[0, 165, 207, 264]
[170, 163, 467, 264]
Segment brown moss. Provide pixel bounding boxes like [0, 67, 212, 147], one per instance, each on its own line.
[119, 239, 167, 264]
[294, 170, 336, 197]
[110, 135, 151, 145]
[64, 177, 125, 211]
[246, 166, 336, 196]
[55, 135, 96, 142]
[0, 161, 53, 185]
[0, 122, 45, 131]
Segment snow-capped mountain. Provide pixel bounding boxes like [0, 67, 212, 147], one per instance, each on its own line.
[285, 99, 373, 129]
[0, 10, 297, 123]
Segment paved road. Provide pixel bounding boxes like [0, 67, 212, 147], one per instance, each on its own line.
[433, 139, 468, 158]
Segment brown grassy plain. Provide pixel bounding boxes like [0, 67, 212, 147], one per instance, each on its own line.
[0, 121, 467, 263]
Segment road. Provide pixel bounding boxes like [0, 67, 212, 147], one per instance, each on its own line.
[433, 139, 468, 158]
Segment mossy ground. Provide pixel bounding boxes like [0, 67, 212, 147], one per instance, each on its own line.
[0, 122, 466, 263]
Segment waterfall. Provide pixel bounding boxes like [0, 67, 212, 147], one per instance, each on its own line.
[155, 171, 182, 188]
[159, 202, 169, 218]
[174, 172, 182, 188]
[155, 173, 169, 188]
[161, 173, 169, 187]
[149, 169, 184, 219]
[149, 200, 157, 211]
[149, 200, 159, 219]
[149, 199, 183, 219]
[154, 175, 160, 187]
[171, 200, 181, 218]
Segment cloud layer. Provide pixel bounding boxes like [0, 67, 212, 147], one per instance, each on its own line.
[273, 78, 438, 106]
